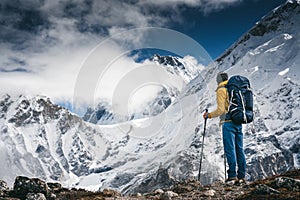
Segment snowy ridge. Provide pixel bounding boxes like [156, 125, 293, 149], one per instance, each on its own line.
[217, 0, 300, 70]
[287, 0, 300, 4]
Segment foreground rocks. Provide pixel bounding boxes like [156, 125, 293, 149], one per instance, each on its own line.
[0, 169, 299, 199]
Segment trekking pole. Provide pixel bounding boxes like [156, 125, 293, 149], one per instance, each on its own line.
[224, 152, 227, 181]
[198, 109, 208, 182]
[220, 129, 227, 181]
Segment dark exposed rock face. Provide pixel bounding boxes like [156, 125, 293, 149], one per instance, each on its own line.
[7, 97, 62, 127]
[11, 176, 49, 200]
[249, 1, 299, 37]
[247, 151, 294, 181]
[152, 54, 185, 69]
[83, 103, 115, 125]
[245, 132, 295, 181]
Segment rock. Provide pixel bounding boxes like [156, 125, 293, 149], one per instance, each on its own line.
[0, 180, 9, 191]
[274, 177, 300, 191]
[49, 193, 57, 199]
[102, 188, 121, 197]
[255, 184, 280, 194]
[47, 182, 62, 193]
[12, 176, 49, 199]
[224, 187, 234, 191]
[25, 193, 46, 200]
[154, 189, 164, 194]
[136, 193, 142, 197]
[203, 189, 216, 197]
[0, 180, 10, 196]
[160, 191, 178, 200]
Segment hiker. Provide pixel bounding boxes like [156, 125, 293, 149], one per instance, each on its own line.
[203, 72, 246, 185]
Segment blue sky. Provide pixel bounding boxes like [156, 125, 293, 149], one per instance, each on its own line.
[0, 0, 288, 113]
[169, 0, 286, 58]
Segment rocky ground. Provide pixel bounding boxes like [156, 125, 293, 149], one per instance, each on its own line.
[0, 169, 299, 200]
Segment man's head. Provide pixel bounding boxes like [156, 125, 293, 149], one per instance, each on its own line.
[216, 72, 228, 84]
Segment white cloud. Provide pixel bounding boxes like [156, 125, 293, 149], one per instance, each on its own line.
[182, 55, 205, 71]
[0, 0, 235, 113]
[140, 0, 242, 13]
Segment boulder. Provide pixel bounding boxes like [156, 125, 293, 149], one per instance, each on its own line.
[25, 193, 47, 200]
[203, 189, 216, 197]
[102, 188, 121, 197]
[12, 176, 49, 199]
[160, 191, 178, 200]
[0, 179, 10, 197]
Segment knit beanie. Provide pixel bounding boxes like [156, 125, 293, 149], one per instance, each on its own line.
[216, 72, 228, 84]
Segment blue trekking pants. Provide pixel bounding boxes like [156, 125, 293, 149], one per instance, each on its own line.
[222, 121, 246, 179]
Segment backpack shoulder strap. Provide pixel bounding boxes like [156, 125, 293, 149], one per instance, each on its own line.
[215, 85, 225, 92]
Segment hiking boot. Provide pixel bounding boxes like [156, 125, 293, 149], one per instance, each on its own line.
[236, 178, 247, 185]
[225, 177, 237, 186]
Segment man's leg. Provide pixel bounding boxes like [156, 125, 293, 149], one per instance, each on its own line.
[235, 125, 246, 179]
[222, 122, 237, 178]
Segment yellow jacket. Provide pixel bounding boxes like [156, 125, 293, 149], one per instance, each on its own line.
[208, 80, 229, 122]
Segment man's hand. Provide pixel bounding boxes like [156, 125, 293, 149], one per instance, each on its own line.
[203, 112, 209, 119]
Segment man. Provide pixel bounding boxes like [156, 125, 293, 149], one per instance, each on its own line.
[203, 72, 246, 185]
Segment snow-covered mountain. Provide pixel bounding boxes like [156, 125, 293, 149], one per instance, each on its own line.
[83, 54, 200, 125]
[152, 54, 204, 83]
[0, 93, 202, 192]
[0, 0, 299, 195]
[0, 95, 95, 185]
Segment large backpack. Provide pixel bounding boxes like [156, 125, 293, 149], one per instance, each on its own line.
[225, 75, 253, 124]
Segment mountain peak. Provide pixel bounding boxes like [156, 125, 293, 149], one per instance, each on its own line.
[286, 0, 300, 4]
[152, 54, 203, 83]
[216, 0, 300, 66]
[3, 94, 64, 126]
[152, 54, 184, 68]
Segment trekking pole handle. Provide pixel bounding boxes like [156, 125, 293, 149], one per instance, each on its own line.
[204, 109, 208, 120]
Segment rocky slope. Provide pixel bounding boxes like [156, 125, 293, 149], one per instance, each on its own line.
[0, 169, 299, 200]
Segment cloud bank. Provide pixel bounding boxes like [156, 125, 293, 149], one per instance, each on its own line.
[0, 0, 242, 113]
